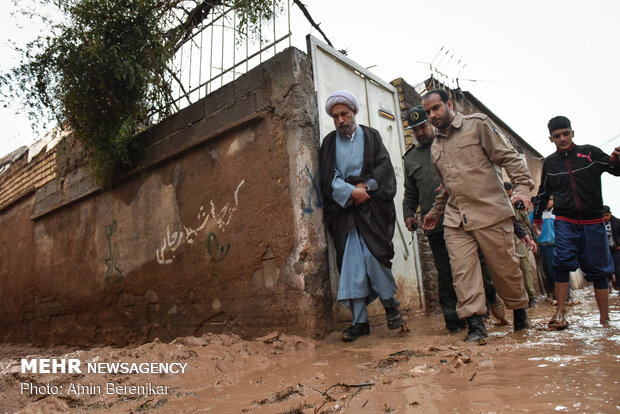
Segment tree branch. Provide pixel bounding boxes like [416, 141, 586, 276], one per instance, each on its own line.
[292, 0, 333, 47]
[166, 0, 223, 51]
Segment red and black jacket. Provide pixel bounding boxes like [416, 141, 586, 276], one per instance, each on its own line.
[533, 143, 619, 225]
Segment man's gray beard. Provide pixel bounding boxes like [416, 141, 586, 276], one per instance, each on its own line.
[338, 123, 356, 136]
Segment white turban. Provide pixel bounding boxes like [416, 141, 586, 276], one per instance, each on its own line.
[325, 90, 360, 115]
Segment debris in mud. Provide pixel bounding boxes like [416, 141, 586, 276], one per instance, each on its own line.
[388, 349, 430, 357]
[169, 336, 206, 347]
[400, 320, 411, 333]
[478, 358, 494, 367]
[453, 357, 465, 368]
[254, 384, 305, 405]
[310, 381, 376, 408]
[135, 398, 168, 411]
[320, 382, 375, 395]
[277, 401, 314, 414]
[372, 355, 408, 369]
[275, 385, 303, 401]
[372, 349, 429, 369]
[408, 364, 438, 376]
[452, 351, 473, 368]
[15, 397, 70, 414]
[256, 332, 280, 344]
[436, 349, 473, 369]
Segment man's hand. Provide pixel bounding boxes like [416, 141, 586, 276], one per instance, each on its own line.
[405, 217, 418, 232]
[512, 193, 531, 210]
[610, 146, 620, 163]
[422, 215, 438, 231]
[521, 235, 537, 254]
[350, 187, 370, 205]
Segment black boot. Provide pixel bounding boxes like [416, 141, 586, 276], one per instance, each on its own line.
[342, 322, 370, 342]
[385, 307, 403, 330]
[513, 308, 530, 331]
[464, 315, 488, 342]
[447, 322, 466, 334]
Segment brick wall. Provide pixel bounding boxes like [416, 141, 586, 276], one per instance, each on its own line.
[0, 150, 57, 211]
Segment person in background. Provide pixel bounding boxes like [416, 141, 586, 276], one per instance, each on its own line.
[533, 195, 557, 299]
[530, 195, 576, 305]
[602, 205, 620, 293]
[505, 182, 538, 307]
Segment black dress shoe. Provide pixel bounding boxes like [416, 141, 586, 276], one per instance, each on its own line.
[385, 307, 403, 330]
[342, 322, 370, 342]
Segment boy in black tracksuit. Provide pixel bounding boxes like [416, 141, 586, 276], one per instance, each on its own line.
[533, 116, 620, 328]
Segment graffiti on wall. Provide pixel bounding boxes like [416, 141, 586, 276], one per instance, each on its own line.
[156, 180, 244, 264]
[204, 232, 230, 262]
[302, 165, 322, 214]
[104, 220, 124, 285]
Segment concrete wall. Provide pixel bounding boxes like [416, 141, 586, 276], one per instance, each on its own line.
[0, 47, 333, 346]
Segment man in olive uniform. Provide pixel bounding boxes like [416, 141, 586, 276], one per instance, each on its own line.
[422, 89, 533, 342]
[403, 106, 465, 333]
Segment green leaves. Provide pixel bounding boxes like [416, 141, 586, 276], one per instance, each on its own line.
[1, 0, 282, 185]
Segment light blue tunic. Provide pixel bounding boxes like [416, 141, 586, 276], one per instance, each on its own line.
[331, 127, 397, 303]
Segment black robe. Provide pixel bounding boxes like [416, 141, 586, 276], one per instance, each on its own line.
[319, 125, 397, 272]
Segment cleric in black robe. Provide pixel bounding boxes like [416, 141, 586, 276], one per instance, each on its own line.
[318, 90, 403, 342]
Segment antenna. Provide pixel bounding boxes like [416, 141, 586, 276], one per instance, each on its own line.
[428, 47, 469, 91]
[430, 46, 445, 67]
[601, 133, 620, 146]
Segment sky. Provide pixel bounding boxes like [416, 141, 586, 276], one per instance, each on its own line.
[1, 0, 619, 210]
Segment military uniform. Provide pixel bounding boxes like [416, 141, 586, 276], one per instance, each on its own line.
[513, 208, 537, 300]
[403, 142, 464, 331]
[426, 113, 534, 318]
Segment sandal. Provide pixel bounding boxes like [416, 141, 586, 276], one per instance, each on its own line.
[548, 311, 569, 330]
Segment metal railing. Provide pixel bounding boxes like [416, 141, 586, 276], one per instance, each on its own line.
[161, 1, 292, 119]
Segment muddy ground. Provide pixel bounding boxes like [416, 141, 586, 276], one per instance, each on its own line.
[1, 288, 619, 414]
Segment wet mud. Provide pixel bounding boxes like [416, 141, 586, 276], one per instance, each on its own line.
[1, 288, 619, 413]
